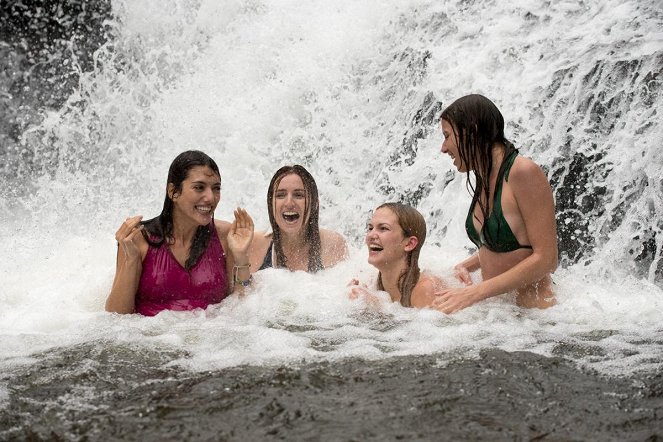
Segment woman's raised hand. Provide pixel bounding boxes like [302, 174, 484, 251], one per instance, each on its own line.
[115, 215, 144, 261]
[228, 208, 254, 257]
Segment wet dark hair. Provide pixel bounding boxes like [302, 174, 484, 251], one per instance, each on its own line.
[374, 202, 426, 307]
[267, 165, 322, 272]
[141, 150, 221, 270]
[440, 94, 517, 227]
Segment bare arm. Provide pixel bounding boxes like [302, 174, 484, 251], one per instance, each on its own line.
[105, 216, 147, 314]
[435, 158, 557, 313]
[219, 208, 254, 294]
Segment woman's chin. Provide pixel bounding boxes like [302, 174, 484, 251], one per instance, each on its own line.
[196, 214, 213, 225]
[367, 255, 381, 268]
[277, 222, 303, 234]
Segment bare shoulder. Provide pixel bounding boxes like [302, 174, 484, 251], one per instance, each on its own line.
[509, 155, 554, 201]
[411, 273, 448, 308]
[424, 272, 448, 291]
[320, 228, 346, 246]
[251, 231, 272, 249]
[510, 155, 549, 185]
[320, 228, 348, 267]
[411, 276, 436, 308]
[214, 219, 232, 239]
[135, 229, 150, 255]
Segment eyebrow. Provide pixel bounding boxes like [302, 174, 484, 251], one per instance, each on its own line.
[192, 180, 220, 185]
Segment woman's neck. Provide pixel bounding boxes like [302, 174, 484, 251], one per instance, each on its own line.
[278, 230, 310, 269]
[280, 230, 307, 249]
[378, 260, 407, 302]
[490, 143, 507, 174]
[170, 212, 199, 245]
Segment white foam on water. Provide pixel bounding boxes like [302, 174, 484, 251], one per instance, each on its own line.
[1, 0, 662, 378]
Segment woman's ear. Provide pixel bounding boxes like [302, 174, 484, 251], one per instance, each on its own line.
[404, 236, 419, 252]
[167, 183, 177, 200]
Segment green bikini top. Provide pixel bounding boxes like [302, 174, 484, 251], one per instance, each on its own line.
[465, 149, 533, 253]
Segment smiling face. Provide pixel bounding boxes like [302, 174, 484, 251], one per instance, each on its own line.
[170, 165, 221, 227]
[272, 173, 308, 235]
[440, 119, 467, 172]
[365, 207, 416, 269]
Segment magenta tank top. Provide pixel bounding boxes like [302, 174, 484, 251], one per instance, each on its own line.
[135, 223, 228, 316]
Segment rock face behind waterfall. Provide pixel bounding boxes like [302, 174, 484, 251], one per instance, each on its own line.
[542, 54, 663, 283]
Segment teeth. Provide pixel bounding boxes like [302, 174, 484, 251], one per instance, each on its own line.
[196, 206, 211, 212]
[283, 212, 300, 222]
[369, 244, 383, 251]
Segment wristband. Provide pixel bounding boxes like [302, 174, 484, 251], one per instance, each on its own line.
[235, 275, 253, 287]
[233, 264, 252, 287]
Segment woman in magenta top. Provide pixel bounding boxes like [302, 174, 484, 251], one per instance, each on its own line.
[105, 150, 254, 316]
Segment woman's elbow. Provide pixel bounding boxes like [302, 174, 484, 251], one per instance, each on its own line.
[532, 247, 557, 275]
[104, 297, 134, 314]
[544, 249, 558, 274]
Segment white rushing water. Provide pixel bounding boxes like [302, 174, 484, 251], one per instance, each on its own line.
[1, 0, 662, 378]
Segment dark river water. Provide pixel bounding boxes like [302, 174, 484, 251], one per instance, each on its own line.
[2, 345, 662, 441]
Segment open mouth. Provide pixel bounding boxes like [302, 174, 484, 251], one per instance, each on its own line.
[368, 244, 383, 252]
[282, 211, 300, 223]
[196, 206, 212, 214]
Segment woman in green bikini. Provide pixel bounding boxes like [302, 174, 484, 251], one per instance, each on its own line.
[435, 94, 558, 313]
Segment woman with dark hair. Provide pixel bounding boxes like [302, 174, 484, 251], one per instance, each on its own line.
[248, 165, 347, 272]
[435, 94, 557, 313]
[349, 203, 446, 308]
[105, 150, 254, 316]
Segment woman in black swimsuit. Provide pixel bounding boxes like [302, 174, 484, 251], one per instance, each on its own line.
[247, 165, 347, 273]
[434, 94, 558, 313]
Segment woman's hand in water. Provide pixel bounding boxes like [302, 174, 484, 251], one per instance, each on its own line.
[347, 279, 367, 299]
[453, 254, 479, 286]
[228, 208, 254, 258]
[347, 280, 385, 307]
[432, 285, 484, 314]
[115, 215, 144, 261]
[453, 264, 474, 286]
